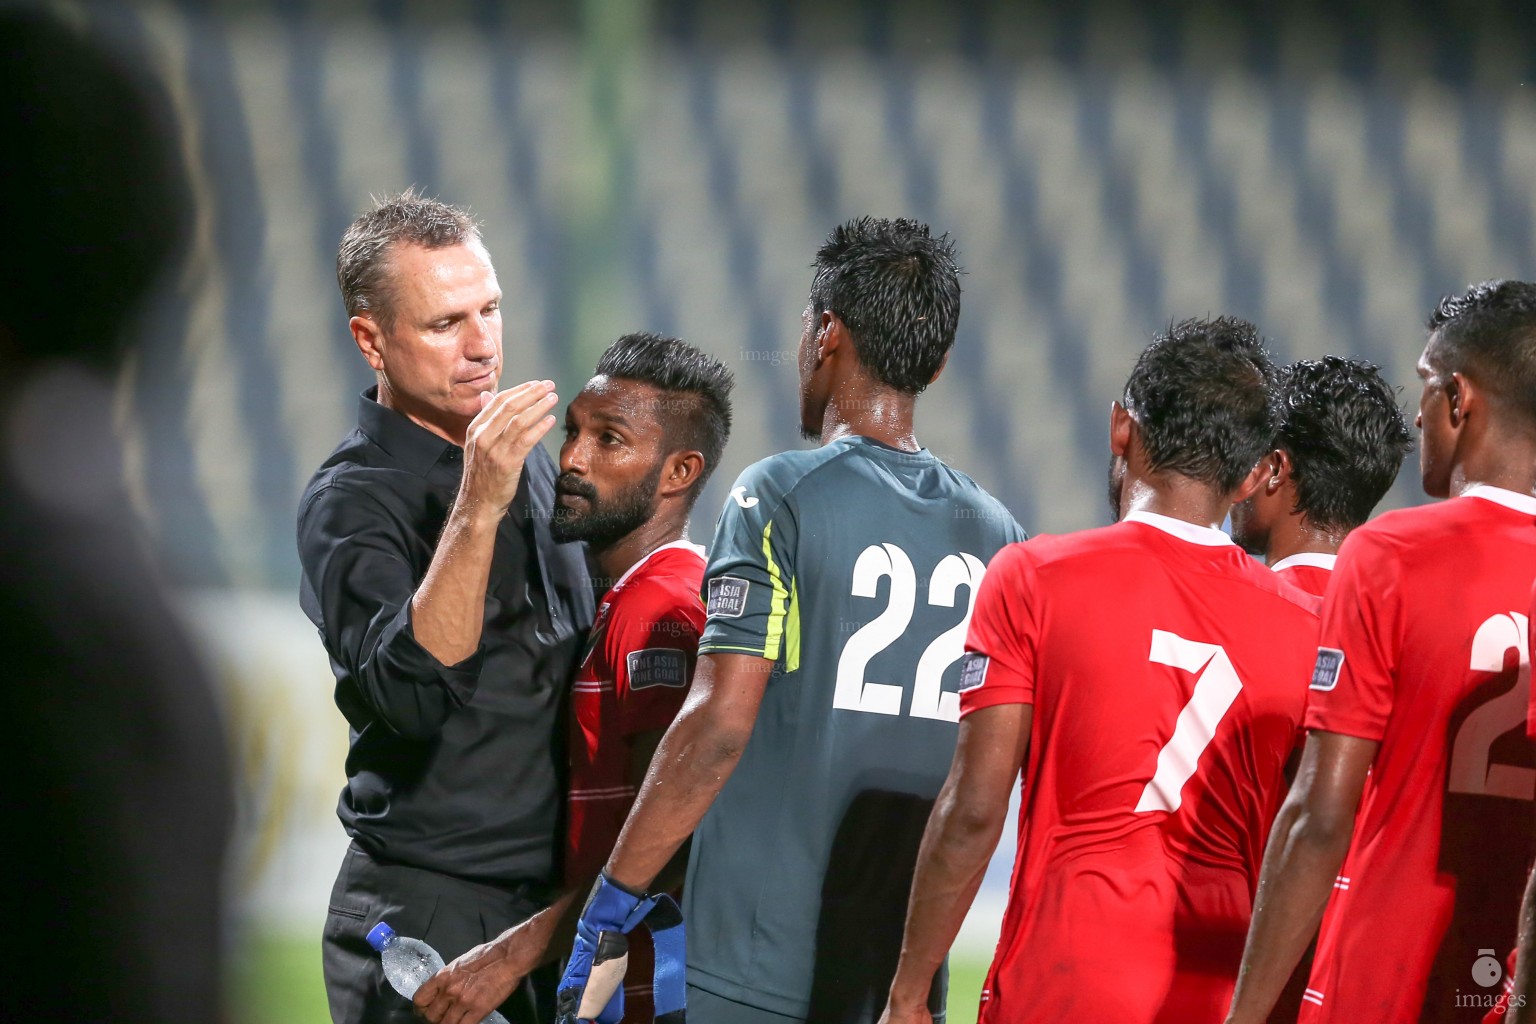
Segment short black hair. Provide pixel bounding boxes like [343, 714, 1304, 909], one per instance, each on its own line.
[1123, 316, 1282, 492]
[808, 217, 961, 395]
[1278, 357, 1413, 532]
[1426, 280, 1536, 432]
[594, 333, 735, 503]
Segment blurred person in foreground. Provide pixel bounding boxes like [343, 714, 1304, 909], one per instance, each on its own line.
[415, 333, 734, 1024]
[298, 191, 594, 1023]
[1230, 356, 1413, 602]
[0, 9, 231, 1023]
[555, 217, 1026, 1024]
[880, 318, 1320, 1024]
[1224, 281, 1536, 1024]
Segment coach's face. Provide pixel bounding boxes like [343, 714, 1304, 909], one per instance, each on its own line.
[553, 378, 667, 549]
[351, 241, 503, 441]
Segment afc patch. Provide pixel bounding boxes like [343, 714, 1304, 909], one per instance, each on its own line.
[626, 648, 688, 690]
[707, 575, 750, 619]
[958, 653, 990, 692]
[1310, 647, 1346, 692]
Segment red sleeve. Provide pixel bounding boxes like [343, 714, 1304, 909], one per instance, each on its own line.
[958, 542, 1039, 717]
[1527, 577, 1536, 741]
[605, 576, 704, 738]
[1304, 527, 1403, 741]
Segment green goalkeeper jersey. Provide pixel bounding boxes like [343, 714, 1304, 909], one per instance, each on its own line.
[685, 434, 1025, 1021]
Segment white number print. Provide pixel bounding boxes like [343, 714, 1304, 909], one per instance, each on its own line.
[1136, 630, 1244, 814]
[832, 544, 987, 720]
[1448, 612, 1533, 800]
[912, 554, 989, 720]
[833, 544, 917, 716]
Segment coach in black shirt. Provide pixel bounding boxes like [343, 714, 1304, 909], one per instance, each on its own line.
[298, 191, 592, 1024]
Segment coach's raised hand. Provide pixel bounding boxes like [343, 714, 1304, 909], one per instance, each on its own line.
[409, 380, 557, 668]
[458, 381, 560, 519]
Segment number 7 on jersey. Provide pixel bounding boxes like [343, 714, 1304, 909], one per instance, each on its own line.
[1136, 630, 1245, 814]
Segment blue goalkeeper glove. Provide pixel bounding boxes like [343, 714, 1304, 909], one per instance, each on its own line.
[555, 872, 659, 1024]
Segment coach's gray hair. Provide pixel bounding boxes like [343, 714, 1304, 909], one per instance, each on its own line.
[335, 187, 481, 328]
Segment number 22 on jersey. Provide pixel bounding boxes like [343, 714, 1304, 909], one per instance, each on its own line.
[832, 542, 987, 721]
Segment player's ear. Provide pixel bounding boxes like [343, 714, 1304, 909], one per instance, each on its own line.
[1109, 401, 1134, 457]
[351, 314, 386, 372]
[818, 311, 848, 364]
[1268, 449, 1292, 493]
[657, 449, 705, 501]
[1446, 372, 1472, 427]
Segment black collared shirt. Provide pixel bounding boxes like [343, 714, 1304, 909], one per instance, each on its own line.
[297, 390, 593, 885]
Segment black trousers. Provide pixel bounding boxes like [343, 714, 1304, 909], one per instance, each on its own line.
[685, 983, 946, 1024]
[322, 842, 558, 1024]
[686, 985, 803, 1024]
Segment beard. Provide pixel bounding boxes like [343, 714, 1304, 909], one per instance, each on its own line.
[551, 464, 663, 550]
[1105, 455, 1127, 522]
[798, 384, 821, 441]
[1228, 498, 1267, 556]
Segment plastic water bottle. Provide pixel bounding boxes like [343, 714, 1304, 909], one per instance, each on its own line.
[366, 921, 511, 1024]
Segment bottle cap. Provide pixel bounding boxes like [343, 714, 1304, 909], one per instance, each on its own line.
[365, 921, 396, 951]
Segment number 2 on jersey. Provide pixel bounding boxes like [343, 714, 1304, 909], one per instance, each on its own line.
[1448, 612, 1532, 800]
[832, 543, 987, 720]
[1136, 630, 1244, 814]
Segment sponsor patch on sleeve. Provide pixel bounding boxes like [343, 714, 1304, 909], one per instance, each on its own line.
[626, 648, 688, 690]
[958, 652, 990, 692]
[1310, 647, 1346, 692]
[707, 575, 751, 619]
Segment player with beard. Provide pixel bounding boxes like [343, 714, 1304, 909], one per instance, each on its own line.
[415, 333, 734, 1024]
[882, 317, 1320, 1024]
[1229, 357, 1412, 604]
[1224, 281, 1536, 1024]
[555, 217, 1025, 1024]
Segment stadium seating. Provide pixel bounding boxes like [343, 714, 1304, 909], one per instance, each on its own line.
[78, 0, 1536, 585]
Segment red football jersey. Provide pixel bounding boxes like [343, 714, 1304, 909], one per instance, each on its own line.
[1529, 574, 1536, 740]
[1487, 579, 1536, 1024]
[1271, 552, 1336, 602]
[960, 511, 1319, 1024]
[1266, 553, 1336, 1024]
[567, 540, 705, 1021]
[1478, 949, 1520, 1024]
[1301, 486, 1536, 1024]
